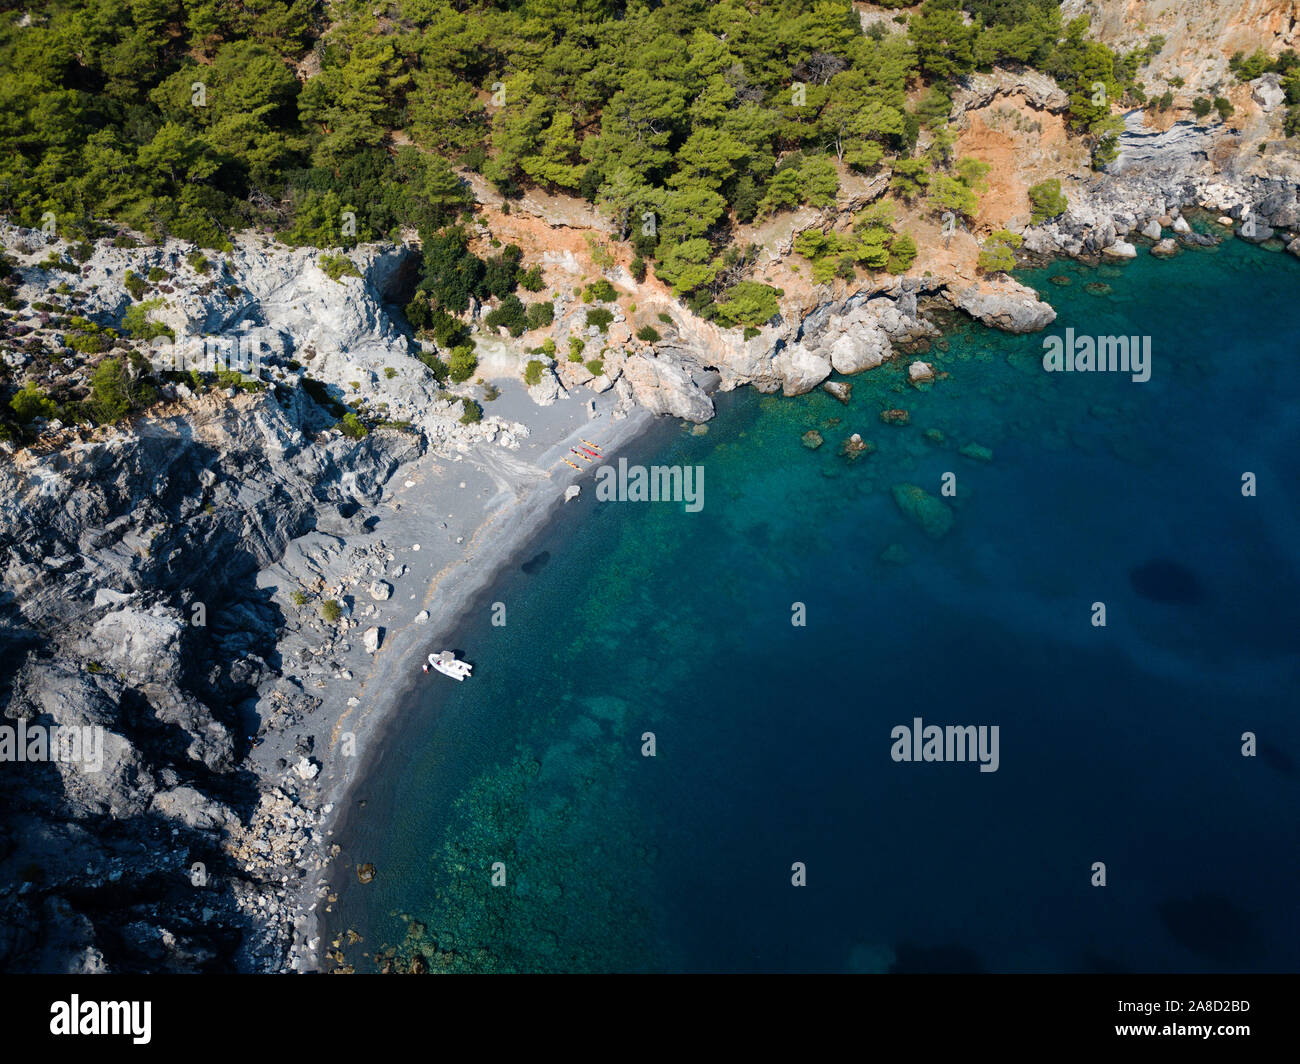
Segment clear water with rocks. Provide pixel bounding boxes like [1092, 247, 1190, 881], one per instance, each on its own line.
[326, 233, 1300, 972]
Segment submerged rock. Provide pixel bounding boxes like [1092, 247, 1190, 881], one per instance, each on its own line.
[958, 443, 993, 462]
[908, 361, 935, 384]
[839, 433, 873, 459]
[891, 484, 954, 539]
[1150, 238, 1179, 257]
[356, 863, 377, 884]
[879, 543, 910, 566]
[801, 430, 824, 450]
[822, 380, 852, 404]
[1048, 274, 1072, 286]
[880, 408, 910, 426]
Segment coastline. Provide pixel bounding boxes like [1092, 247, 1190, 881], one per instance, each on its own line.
[265, 203, 1271, 972]
[272, 383, 658, 972]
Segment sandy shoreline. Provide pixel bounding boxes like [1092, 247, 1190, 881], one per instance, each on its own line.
[253, 379, 656, 972]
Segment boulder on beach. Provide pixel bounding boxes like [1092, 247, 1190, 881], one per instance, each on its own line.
[1140, 219, 1163, 241]
[368, 580, 392, 601]
[363, 625, 382, 653]
[564, 484, 581, 502]
[415, 610, 429, 623]
[1101, 240, 1137, 260]
[295, 757, 320, 781]
[1150, 238, 1179, 257]
[1172, 215, 1192, 235]
[891, 483, 954, 539]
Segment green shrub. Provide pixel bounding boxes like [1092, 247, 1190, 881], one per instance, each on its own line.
[886, 233, 917, 275]
[524, 300, 554, 330]
[124, 272, 147, 300]
[121, 300, 174, 341]
[459, 396, 482, 424]
[636, 325, 661, 343]
[657, 312, 672, 324]
[1192, 97, 1213, 119]
[321, 599, 342, 623]
[1213, 96, 1234, 120]
[1027, 179, 1068, 224]
[484, 294, 527, 336]
[518, 265, 545, 292]
[291, 590, 310, 606]
[147, 267, 168, 283]
[67, 329, 108, 354]
[384, 367, 397, 379]
[712, 281, 779, 329]
[338, 412, 368, 438]
[417, 350, 449, 383]
[87, 357, 136, 423]
[586, 308, 614, 332]
[584, 279, 617, 302]
[524, 359, 545, 386]
[320, 253, 361, 282]
[630, 256, 647, 283]
[585, 358, 604, 377]
[977, 230, 1022, 274]
[448, 345, 478, 383]
[9, 382, 58, 423]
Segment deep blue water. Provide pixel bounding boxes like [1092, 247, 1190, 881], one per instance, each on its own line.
[327, 232, 1300, 973]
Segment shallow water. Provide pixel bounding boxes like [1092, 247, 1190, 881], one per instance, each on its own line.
[327, 236, 1300, 973]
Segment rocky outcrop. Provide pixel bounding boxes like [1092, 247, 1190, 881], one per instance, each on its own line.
[620, 353, 714, 422]
[1251, 73, 1287, 112]
[942, 278, 1057, 333]
[952, 66, 1070, 115]
[1108, 114, 1220, 177]
[0, 386, 418, 974]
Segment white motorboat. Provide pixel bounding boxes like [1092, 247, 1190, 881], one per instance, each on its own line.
[425, 650, 472, 681]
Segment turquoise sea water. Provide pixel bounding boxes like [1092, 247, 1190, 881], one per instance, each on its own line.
[327, 233, 1300, 973]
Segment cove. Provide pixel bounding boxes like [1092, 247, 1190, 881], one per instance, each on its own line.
[325, 233, 1300, 974]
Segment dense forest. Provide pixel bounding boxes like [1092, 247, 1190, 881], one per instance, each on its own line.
[0, 0, 1254, 438]
[0, 1, 1161, 253]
